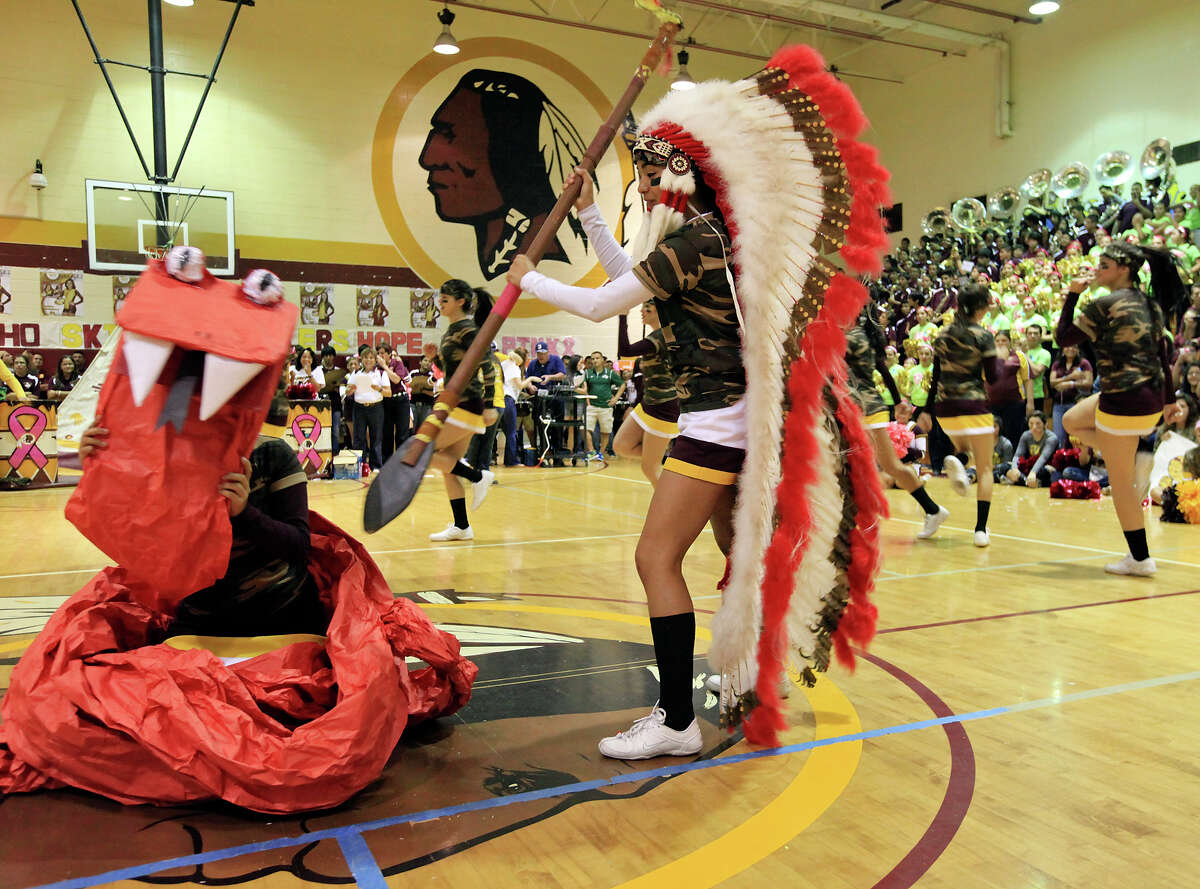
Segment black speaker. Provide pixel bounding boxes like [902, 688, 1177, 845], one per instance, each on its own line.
[1173, 140, 1200, 166]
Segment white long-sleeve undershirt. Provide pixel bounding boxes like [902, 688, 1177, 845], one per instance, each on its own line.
[578, 203, 634, 280]
[520, 268, 651, 323]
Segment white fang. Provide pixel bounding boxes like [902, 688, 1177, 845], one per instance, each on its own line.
[199, 353, 266, 421]
[122, 331, 174, 406]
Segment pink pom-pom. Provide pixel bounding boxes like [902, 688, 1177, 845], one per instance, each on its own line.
[163, 245, 206, 283]
[887, 421, 914, 458]
[242, 269, 284, 306]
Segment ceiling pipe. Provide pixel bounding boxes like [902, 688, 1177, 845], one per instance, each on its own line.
[921, 0, 1043, 25]
[429, 0, 906, 83]
[678, 0, 1000, 48]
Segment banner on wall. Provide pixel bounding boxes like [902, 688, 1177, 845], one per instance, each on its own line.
[355, 286, 390, 327]
[409, 289, 439, 328]
[40, 269, 84, 317]
[56, 331, 120, 468]
[300, 283, 336, 326]
[0, 267, 11, 315]
[113, 275, 135, 316]
[0, 321, 117, 350]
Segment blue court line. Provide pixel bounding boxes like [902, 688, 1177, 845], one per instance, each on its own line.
[336, 833, 389, 889]
[21, 669, 1200, 889]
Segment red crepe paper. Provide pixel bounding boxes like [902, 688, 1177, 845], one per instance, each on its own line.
[0, 513, 476, 813]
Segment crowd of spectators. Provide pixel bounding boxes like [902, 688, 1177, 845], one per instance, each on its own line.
[875, 175, 1200, 502]
[273, 340, 639, 477]
[0, 350, 88, 403]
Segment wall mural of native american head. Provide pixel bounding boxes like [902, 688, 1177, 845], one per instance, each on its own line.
[372, 39, 635, 318]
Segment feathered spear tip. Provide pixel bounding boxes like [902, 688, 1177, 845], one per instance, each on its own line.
[632, 1, 682, 75]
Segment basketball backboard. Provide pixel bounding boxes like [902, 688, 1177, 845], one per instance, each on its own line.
[85, 179, 236, 275]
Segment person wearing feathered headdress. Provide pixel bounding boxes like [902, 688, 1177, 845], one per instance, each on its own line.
[507, 45, 891, 751]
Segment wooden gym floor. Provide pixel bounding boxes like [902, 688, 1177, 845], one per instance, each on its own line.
[1, 460, 1197, 888]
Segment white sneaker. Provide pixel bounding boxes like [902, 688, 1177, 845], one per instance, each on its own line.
[973, 530, 990, 547]
[1104, 553, 1156, 577]
[943, 456, 969, 496]
[917, 506, 950, 539]
[429, 522, 473, 542]
[471, 469, 495, 510]
[597, 706, 702, 760]
[704, 673, 722, 693]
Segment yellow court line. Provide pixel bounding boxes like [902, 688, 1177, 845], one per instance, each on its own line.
[421, 602, 863, 889]
[0, 637, 34, 655]
[611, 677, 862, 889]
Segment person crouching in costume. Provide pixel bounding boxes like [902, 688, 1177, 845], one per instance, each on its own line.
[426, 279, 499, 542]
[508, 139, 744, 760]
[79, 396, 328, 637]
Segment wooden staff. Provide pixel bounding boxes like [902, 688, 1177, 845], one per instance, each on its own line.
[364, 18, 680, 531]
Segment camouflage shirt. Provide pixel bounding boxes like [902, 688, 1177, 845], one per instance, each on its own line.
[619, 315, 677, 406]
[934, 321, 997, 403]
[844, 325, 887, 416]
[436, 318, 496, 405]
[1073, 288, 1164, 394]
[633, 218, 745, 412]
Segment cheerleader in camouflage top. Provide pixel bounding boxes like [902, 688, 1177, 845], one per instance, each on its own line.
[613, 300, 680, 485]
[1057, 242, 1184, 576]
[426, 279, 499, 543]
[932, 283, 1003, 547]
[847, 302, 949, 539]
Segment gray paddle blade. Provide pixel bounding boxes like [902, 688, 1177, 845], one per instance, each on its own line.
[363, 444, 434, 533]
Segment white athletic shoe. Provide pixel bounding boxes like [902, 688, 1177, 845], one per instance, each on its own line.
[704, 673, 722, 693]
[917, 506, 950, 539]
[943, 456, 970, 496]
[973, 530, 990, 547]
[1104, 553, 1157, 577]
[429, 522, 473, 542]
[471, 469, 495, 510]
[598, 706, 703, 760]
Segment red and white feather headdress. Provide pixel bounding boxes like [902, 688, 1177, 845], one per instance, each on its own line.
[632, 46, 893, 745]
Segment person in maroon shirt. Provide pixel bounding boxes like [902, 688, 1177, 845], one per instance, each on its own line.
[376, 342, 412, 461]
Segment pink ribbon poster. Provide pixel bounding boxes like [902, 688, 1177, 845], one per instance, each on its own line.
[1, 401, 58, 484]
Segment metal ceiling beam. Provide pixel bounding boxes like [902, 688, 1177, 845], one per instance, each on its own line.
[674, 0, 969, 55]
[431, 0, 904, 82]
[885, 0, 1042, 25]
[684, 0, 1001, 47]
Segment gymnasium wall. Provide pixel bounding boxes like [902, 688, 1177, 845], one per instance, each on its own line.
[1, 0, 1197, 354]
[852, 0, 1200, 240]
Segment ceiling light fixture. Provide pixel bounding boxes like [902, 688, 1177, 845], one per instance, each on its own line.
[671, 48, 696, 91]
[433, 6, 460, 55]
[1028, 1, 1060, 14]
[164, 0, 196, 7]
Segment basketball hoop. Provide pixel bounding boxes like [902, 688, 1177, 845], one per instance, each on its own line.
[144, 246, 169, 263]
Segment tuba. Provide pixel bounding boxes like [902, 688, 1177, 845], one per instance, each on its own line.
[922, 207, 953, 237]
[1020, 168, 1052, 201]
[988, 186, 1022, 219]
[1094, 150, 1134, 186]
[1140, 138, 1174, 182]
[951, 197, 987, 233]
[1052, 162, 1090, 200]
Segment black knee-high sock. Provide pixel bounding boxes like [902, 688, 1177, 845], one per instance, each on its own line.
[649, 612, 696, 731]
[451, 461, 483, 483]
[976, 499, 991, 532]
[450, 497, 469, 530]
[910, 485, 940, 516]
[1124, 529, 1150, 562]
